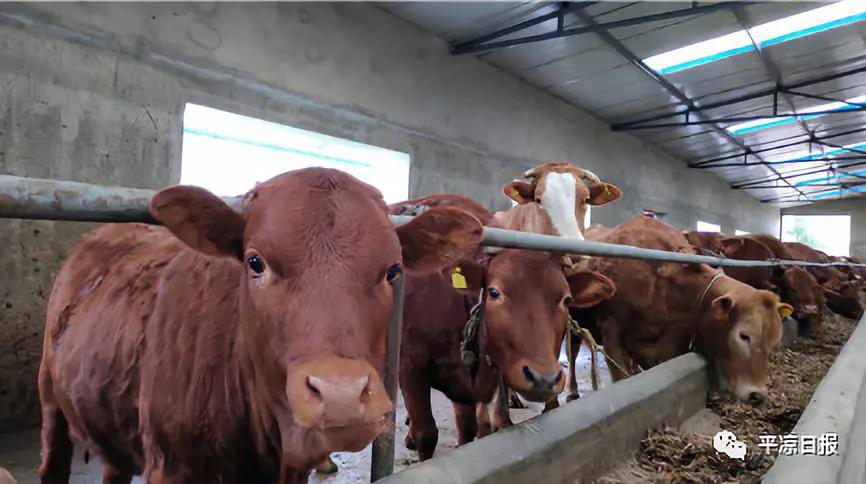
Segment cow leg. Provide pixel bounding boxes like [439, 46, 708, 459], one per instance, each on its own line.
[566, 333, 582, 402]
[452, 403, 478, 446]
[38, 371, 73, 484]
[475, 402, 492, 438]
[491, 388, 513, 432]
[600, 319, 630, 382]
[102, 466, 133, 484]
[400, 378, 438, 460]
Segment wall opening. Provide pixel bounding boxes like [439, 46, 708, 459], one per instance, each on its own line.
[735, 229, 750, 236]
[781, 214, 851, 256]
[180, 103, 411, 203]
[697, 220, 721, 233]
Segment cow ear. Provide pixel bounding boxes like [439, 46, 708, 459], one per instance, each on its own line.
[149, 186, 245, 259]
[397, 206, 484, 274]
[587, 183, 622, 206]
[503, 181, 534, 204]
[777, 303, 794, 319]
[720, 237, 745, 256]
[567, 271, 616, 308]
[709, 295, 735, 320]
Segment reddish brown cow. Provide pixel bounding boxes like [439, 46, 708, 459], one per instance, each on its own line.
[783, 242, 864, 320]
[683, 231, 724, 254]
[779, 267, 826, 336]
[587, 217, 791, 400]
[393, 197, 615, 460]
[38, 168, 487, 483]
[684, 232, 775, 291]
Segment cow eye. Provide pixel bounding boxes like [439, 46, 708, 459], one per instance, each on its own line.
[739, 333, 751, 344]
[488, 287, 501, 300]
[247, 255, 265, 275]
[386, 264, 402, 283]
[562, 295, 573, 307]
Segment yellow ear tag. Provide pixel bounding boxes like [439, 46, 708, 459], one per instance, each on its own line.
[451, 267, 468, 289]
[779, 305, 793, 319]
[510, 188, 519, 198]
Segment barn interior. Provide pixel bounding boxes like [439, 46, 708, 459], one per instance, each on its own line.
[1, 2, 866, 483]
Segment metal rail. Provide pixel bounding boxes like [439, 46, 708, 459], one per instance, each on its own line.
[3, 175, 863, 269]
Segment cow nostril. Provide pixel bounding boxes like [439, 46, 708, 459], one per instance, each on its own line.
[522, 365, 535, 383]
[359, 375, 372, 398]
[553, 371, 563, 385]
[306, 376, 323, 400]
[748, 391, 766, 404]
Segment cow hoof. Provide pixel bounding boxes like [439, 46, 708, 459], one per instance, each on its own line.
[315, 456, 338, 474]
[404, 434, 417, 451]
[565, 393, 580, 402]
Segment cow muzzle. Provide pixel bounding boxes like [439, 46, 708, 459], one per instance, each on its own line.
[506, 359, 565, 402]
[287, 356, 392, 451]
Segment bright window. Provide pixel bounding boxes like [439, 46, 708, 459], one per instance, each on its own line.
[697, 220, 721, 233]
[735, 229, 750, 236]
[644, 0, 866, 75]
[180, 104, 411, 203]
[781, 215, 851, 256]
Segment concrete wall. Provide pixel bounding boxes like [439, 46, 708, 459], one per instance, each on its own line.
[782, 200, 866, 258]
[0, 2, 778, 430]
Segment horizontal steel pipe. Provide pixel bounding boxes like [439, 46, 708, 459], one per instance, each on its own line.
[0, 175, 157, 223]
[392, 215, 866, 269]
[3, 175, 866, 269]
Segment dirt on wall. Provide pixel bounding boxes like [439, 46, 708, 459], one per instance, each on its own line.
[0, 220, 94, 431]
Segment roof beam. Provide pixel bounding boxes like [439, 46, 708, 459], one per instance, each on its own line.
[450, 2, 748, 55]
[691, 126, 866, 167]
[572, 8, 810, 202]
[611, 64, 866, 131]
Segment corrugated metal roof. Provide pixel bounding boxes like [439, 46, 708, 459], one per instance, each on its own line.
[384, 1, 866, 205]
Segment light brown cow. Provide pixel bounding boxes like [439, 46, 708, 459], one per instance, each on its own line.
[503, 161, 622, 239]
[38, 168, 487, 483]
[783, 241, 864, 320]
[393, 197, 616, 460]
[684, 232, 776, 291]
[586, 216, 791, 400]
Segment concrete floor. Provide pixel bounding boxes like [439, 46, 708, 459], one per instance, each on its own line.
[0, 346, 608, 483]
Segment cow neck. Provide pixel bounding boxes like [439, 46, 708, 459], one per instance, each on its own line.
[690, 270, 727, 351]
[234, 286, 289, 472]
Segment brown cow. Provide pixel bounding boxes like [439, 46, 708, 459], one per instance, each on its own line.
[683, 230, 724, 254]
[586, 216, 791, 400]
[779, 267, 826, 336]
[685, 232, 775, 291]
[783, 242, 864, 320]
[394, 197, 615, 460]
[503, 161, 622, 239]
[38, 168, 487, 483]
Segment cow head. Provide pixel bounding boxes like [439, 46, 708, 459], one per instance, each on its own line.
[824, 281, 865, 320]
[779, 267, 825, 336]
[149, 168, 484, 467]
[694, 279, 790, 400]
[503, 161, 621, 239]
[454, 203, 616, 402]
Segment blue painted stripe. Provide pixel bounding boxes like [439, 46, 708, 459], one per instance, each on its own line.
[728, 116, 796, 135]
[795, 168, 866, 187]
[811, 184, 866, 200]
[658, 45, 754, 75]
[759, 12, 866, 48]
[655, 12, 866, 75]
[183, 127, 372, 168]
